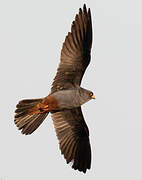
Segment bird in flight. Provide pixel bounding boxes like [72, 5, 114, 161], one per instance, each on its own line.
[14, 4, 94, 173]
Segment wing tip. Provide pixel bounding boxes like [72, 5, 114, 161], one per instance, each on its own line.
[83, 4, 87, 10]
[79, 4, 91, 15]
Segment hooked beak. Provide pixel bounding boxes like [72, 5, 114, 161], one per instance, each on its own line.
[91, 95, 95, 99]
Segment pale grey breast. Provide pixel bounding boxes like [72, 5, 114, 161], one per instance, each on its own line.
[51, 88, 91, 110]
[51, 89, 81, 109]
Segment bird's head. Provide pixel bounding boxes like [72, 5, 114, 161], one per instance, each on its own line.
[78, 87, 95, 105]
[88, 91, 95, 100]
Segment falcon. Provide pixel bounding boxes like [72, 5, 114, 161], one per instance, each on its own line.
[14, 4, 95, 173]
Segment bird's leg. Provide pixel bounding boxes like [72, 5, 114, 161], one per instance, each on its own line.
[29, 103, 49, 115]
[37, 103, 49, 113]
[29, 96, 58, 115]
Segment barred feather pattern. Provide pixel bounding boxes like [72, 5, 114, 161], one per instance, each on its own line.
[51, 107, 91, 173]
[51, 4, 92, 93]
[14, 98, 48, 135]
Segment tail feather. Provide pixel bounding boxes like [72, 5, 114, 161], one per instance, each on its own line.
[14, 98, 49, 135]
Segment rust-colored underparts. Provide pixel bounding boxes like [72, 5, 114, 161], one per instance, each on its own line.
[29, 96, 58, 115]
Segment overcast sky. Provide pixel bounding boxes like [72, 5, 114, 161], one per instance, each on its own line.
[0, 0, 142, 179]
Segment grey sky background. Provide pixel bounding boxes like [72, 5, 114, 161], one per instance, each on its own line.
[0, 0, 142, 179]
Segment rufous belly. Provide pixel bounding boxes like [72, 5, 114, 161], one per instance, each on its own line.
[29, 96, 58, 115]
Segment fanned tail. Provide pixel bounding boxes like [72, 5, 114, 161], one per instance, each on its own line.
[14, 98, 49, 135]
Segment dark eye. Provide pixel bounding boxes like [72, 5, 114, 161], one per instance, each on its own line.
[89, 92, 93, 97]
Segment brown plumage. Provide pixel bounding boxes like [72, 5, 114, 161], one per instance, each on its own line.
[15, 99, 49, 135]
[51, 4, 92, 93]
[14, 4, 94, 173]
[51, 107, 91, 173]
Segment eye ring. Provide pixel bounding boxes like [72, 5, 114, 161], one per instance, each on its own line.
[89, 92, 93, 97]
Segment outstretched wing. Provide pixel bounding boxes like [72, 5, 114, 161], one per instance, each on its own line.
[51, 107, 91, 173]
[51, 4, 92, 93]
